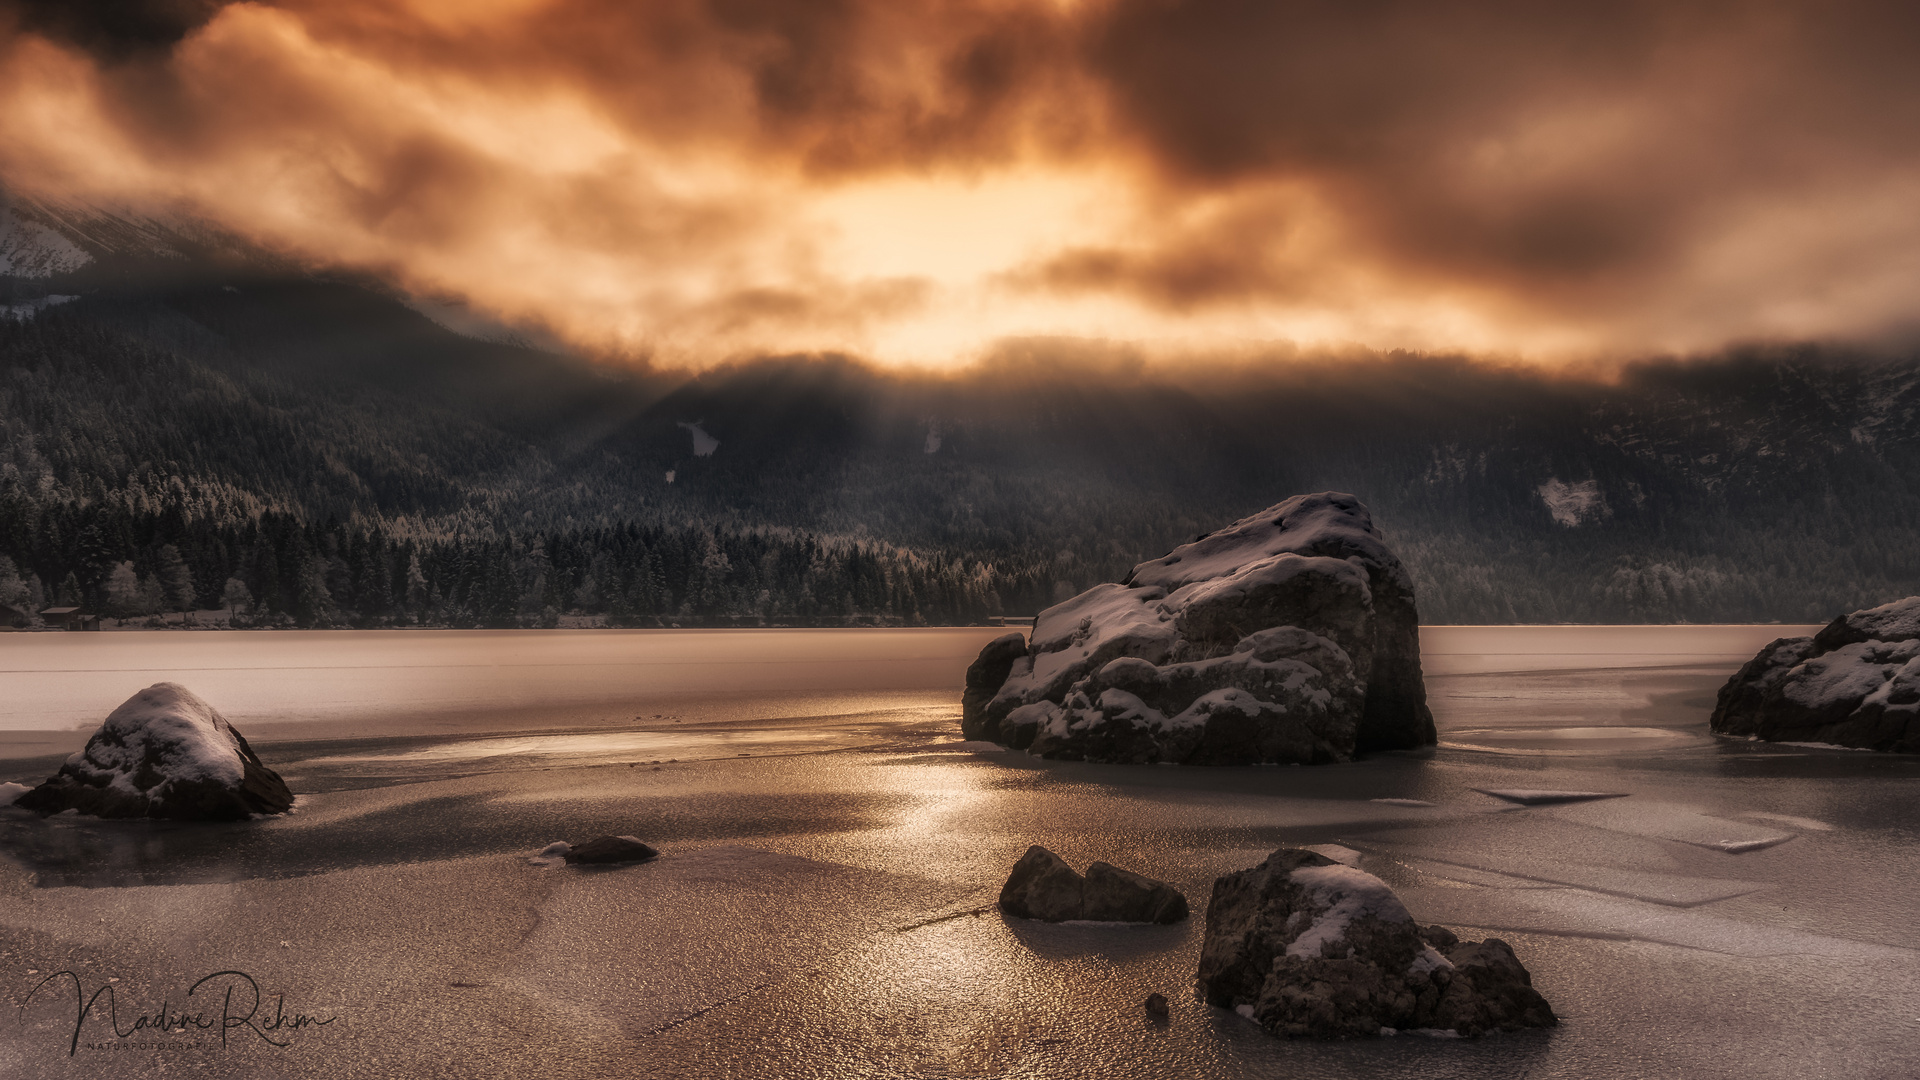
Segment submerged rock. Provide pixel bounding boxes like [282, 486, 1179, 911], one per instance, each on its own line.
[1198, 848, 1555, 1039]
[998, 845, 1188, 923]
[564, 835, 661, 864]
[1712, 596, 1920, 752]
[15, 683, 292, 821]
[961, 492, 1434, 764]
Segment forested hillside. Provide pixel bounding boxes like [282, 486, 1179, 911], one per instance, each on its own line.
[6, 206, 1920, 627]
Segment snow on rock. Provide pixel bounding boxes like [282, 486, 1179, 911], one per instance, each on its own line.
[998, 845, 1188, 924]
[1197, 848, 1557, 1039]
[0, 781, 30, 807]
[960, 492, 1435, 764]
[1712, 596, 1920, 751]
[1536, 478, 1609, 527]
[14, 683, 293, 821]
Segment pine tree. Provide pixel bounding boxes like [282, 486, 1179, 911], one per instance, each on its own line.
[155, 544, 197, 612]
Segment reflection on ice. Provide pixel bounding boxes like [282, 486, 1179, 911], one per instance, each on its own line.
[297, 729, 827, 765]
[1442, 727, 1702, 754]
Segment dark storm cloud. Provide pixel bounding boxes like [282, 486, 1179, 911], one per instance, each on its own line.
[3, 0, 228, 59]
[4, 0, 1920, 363]
[1073, 0, 1920, 308]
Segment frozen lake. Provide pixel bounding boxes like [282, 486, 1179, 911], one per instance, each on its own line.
[0, 623, 1819, 735]
[2, 624, 1916, 1079]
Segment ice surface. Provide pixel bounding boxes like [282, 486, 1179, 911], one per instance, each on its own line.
[1362, 844, 1767, 907]
[1739, 811, 1833, 832]
[1540, 800, 1795, 854]
[3, 626, 1918, 1080]
[1398, 885, 1912, 962]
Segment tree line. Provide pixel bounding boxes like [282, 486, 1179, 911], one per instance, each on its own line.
[0, 488, 1094, 628]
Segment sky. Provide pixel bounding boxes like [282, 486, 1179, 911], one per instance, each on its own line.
[2, 0, 1919, 369]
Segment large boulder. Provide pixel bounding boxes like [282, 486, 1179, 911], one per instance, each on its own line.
[14, 683, 293, 821]
[1198, 848, 1556, 1039]
[999, 845, 1188, 923]
[1712, 596, 1920, 752]
[962, 492, 1434, 764]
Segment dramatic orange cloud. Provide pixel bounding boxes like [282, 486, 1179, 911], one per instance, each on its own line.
[3, 0, 1920, 367]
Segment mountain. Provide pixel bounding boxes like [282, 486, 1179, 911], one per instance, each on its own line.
[5, 197, 1920, 627]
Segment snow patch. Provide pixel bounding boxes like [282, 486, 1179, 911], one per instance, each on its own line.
[664, 470, 675, 484]
[924, 420, 942, 454]
[0, 211, 91, 277]
[678, 421, 720, 456]
[1536, 478, 1609, 527]
[1304, 843, 1363, 866]
[1284, 863, 1415, 959]
[0, 781, 30, 807]
[1, 294, 78, 321]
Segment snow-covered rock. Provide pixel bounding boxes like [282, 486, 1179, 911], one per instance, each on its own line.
[998, 845, 1188, 923]
[1712, 596, 1920, 751]
[1198, 848, 1557, 1039]
[14, 683, 293, 821]
[961, 492, 1434, 764]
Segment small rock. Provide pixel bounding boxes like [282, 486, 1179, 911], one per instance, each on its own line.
[999, 845, 1188, 923]
[1145, 992, 1170, 1016]
[564, 835, 660, 865]
[999, 846, 1085, 921]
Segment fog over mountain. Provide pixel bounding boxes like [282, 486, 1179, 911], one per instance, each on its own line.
[5, 200, 1919, 627]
